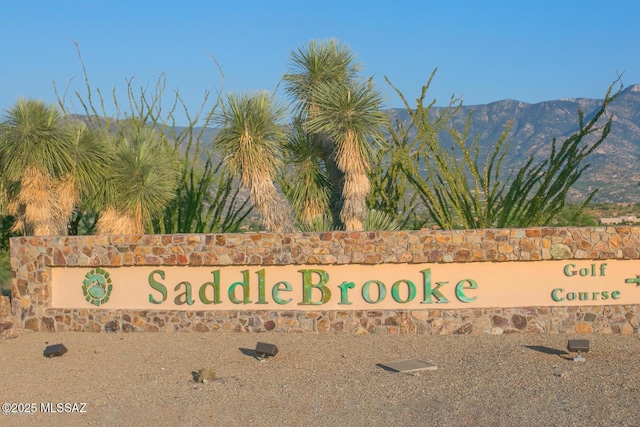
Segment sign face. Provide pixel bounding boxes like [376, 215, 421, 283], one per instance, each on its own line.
[50, 260, 640, 311]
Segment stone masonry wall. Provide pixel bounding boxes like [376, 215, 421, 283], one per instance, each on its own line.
[6, 227, 640, 335]
[0, 295, 18, 339]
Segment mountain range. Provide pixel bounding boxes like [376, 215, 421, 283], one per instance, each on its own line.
[160, 84, 640, 204]
[386, 83, 640, 203]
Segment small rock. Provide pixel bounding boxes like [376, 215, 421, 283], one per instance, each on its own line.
[197, 366, 216, 383]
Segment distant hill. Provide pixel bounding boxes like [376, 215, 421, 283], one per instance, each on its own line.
[90, 84, 640, 204]
[386, 84, 640, 203]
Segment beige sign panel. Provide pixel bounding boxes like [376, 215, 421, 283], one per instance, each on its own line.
[51, 260, 640, 311]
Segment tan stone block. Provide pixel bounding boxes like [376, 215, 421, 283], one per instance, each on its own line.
[193, 323, 210, 332]
[222, 321, 234, 330]
[373, 325, 387, 334]
[411, 310, 429, 321]
[24, 317, 40, 331]
[354, 326, 369, 335]
[497, 242, 514, 254]
[430, 318, 444, 335]
[620, 323, 634, 334]
[317, 318, 330, 333]
[345, 318, 360, 331]
[282, 318, 299, 327]
[435, 235, 451, 244]
[575, 322, 593, 334]
[608, 235, 621, 249]
[299, 319, 315, 331]
[473, 316, 493, 331]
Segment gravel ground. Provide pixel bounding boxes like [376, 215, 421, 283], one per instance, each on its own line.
[1, 331, 640, 427]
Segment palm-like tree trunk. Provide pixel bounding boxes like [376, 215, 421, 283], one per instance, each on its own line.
[337, 130, 370, 230]
[250, 178, 295, 233]
[11, 167, 58, 235]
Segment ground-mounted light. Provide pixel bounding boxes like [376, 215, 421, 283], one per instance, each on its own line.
[43, 343, 68, 358]
[255, 342, 279, 359]
[567, 339, 589, 362]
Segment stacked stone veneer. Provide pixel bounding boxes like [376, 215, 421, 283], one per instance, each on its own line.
[6, 227, 640, 335]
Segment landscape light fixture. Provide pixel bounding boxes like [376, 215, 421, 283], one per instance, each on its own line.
[255, 342, 279, 359]
[567, 339, 589, 362]
[43, 343, 68, 358]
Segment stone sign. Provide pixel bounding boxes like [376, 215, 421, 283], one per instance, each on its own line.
[51, 260, 640, 311]
[8, 227, 640, 334]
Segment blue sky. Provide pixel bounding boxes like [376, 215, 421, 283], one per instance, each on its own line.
[1, 1, 638, 125]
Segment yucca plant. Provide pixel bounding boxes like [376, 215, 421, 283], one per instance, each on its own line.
[283, 39, 360, 117]
[298, 215, 335, 233]
[283, 39, 388, 231]
[57, 43, 251, 234]
[215, 91, 296, 232]
[305, 79, 388, 230]
[0, 99, 110, 235]
[283, 39, 359, 227]
[279, 119, 330, 229]
[96, 125, 180, 234]
[364, 209, 400, 231]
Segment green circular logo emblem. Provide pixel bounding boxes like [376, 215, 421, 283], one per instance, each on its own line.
[82, 267, 113, 306]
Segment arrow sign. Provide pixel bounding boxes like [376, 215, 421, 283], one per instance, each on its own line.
[625, 275, 640, 286]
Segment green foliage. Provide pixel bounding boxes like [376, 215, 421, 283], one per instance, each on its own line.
[283, 39, 361, 117]
[68, 210, 99, 235]
[304, 79, 388, 160]
[0, 249, 10, 297]
[0, 215, 18, 251]
[3, 38, 619, 237]
[585, 202, 640, 219]
[279, 120, 331, 229]
[551, 205, 598, 226]
[153, 159, 251, 234]
[214, 91, 287, 186]
[367, 119, 427, 230]
[0, 98, 111, 236]
[364, 209, 400, 231]
[214, 91, 296, 232]
[305, 79, 388, 231]
[297, 210, 399, 232]
[298, 215, 335, 233]
[283, 40, 388, 231]
[109, 125, 181, 224]
[56, 42, 249, 234]
[67, 123, 114, 209]
[386, 70, 622, 229]
[0, 99, 74, 181]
